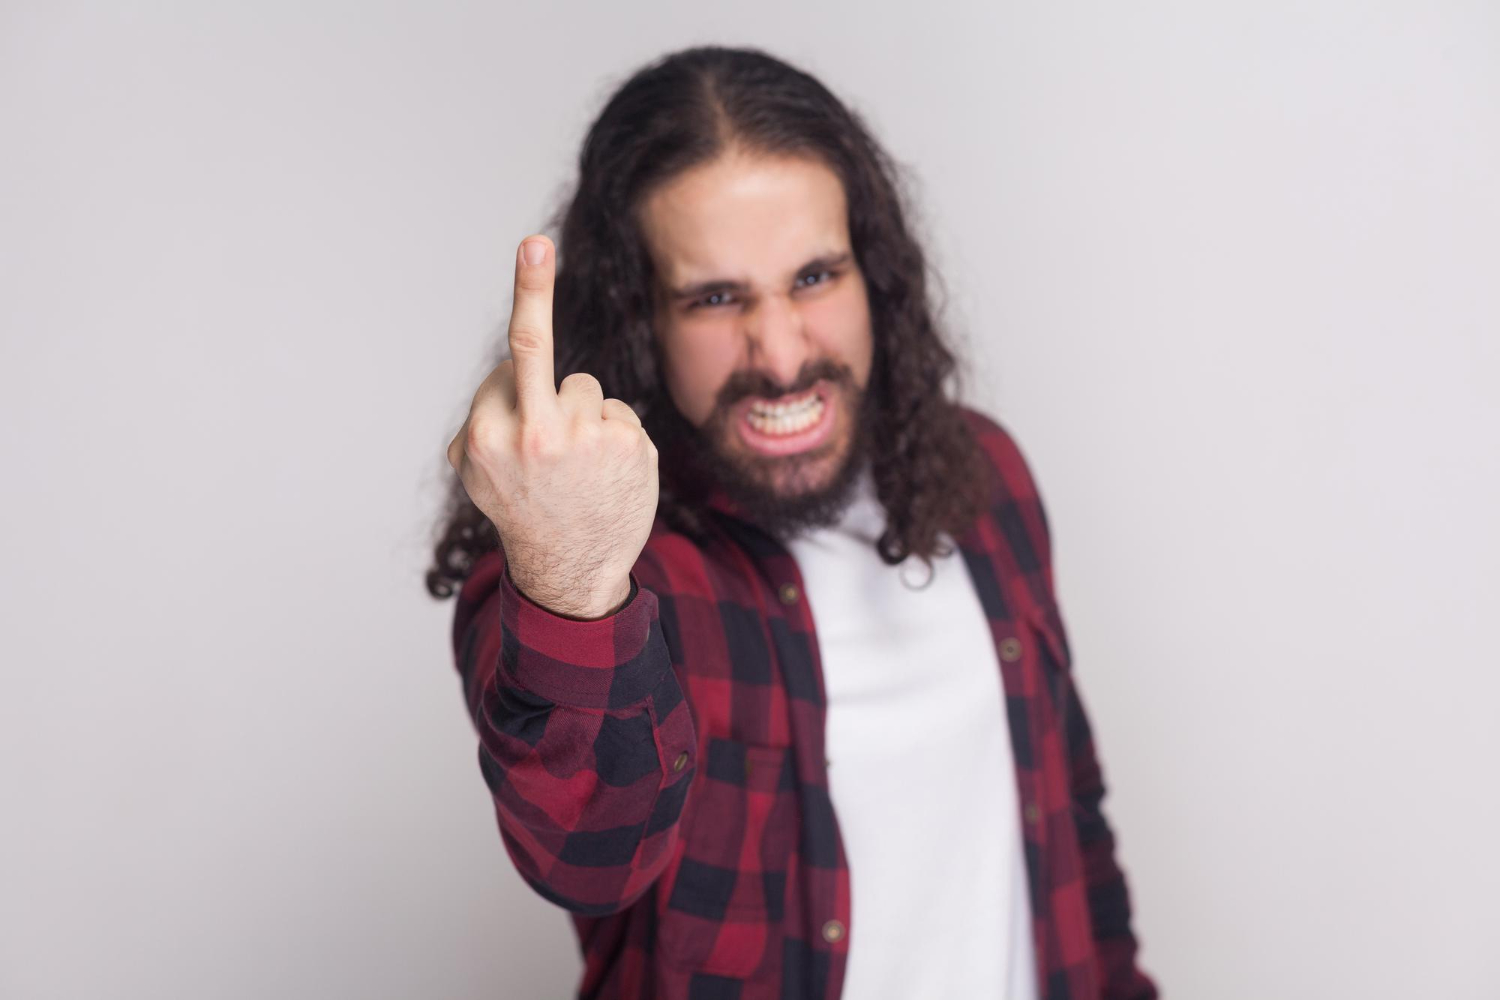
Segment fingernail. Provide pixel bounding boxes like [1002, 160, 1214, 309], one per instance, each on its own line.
[522, 239, 546, 266]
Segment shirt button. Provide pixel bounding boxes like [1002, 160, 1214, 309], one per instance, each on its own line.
[673, 751, 689, 772]
[999, 636, 1023, 662]
[821, 919, 845, 943]
[1023, 802, 1042, 824]
[778, 582, 801, 605]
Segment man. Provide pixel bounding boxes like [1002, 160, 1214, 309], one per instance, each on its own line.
[430, 46, 1156, 1000]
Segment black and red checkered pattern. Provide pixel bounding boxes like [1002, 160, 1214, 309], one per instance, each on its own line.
[450, 407, 1157, 999]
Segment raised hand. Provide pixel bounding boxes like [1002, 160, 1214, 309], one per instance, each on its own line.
[447, 235, 659, 619]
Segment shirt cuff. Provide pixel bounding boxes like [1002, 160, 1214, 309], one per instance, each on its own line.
[497, 566, 668, 710]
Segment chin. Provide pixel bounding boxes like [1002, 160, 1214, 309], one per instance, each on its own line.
[720, 433, 869, 540]
[757, 450, 845, 497]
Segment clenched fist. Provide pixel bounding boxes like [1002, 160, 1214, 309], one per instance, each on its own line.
[447, 235, 659, 619]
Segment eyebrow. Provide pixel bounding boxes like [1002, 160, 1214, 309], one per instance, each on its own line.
[667, 251, 853, 302]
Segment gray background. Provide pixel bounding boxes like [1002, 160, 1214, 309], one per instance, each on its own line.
[2, 2, 1496, 998]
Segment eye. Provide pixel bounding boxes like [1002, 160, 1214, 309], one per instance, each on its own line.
[688, 290, 735, 310]
[796, 269, 837, 290]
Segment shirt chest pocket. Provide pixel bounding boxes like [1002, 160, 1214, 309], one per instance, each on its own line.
[656, 736, 797, 980]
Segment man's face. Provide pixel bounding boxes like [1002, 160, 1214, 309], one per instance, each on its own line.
[638, 150, 875, 514]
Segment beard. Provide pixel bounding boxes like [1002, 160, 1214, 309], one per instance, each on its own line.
[651, 358, 875, 542]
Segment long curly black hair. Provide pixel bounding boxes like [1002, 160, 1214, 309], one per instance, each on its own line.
[425, 45, 986, 600]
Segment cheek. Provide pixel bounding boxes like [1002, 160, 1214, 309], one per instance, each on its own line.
[806, 281, 874, 383]
[660, 325, 741, 426]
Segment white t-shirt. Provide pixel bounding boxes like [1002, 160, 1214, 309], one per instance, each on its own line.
[785, 469, 1038, 1000]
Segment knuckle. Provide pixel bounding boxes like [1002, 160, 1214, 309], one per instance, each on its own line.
[619, 425, 653, 457]
[518, 422, 560, 460]
[602, 396, 639, 421]
[463, 416, 497, 456]
[600, 420, 633, 449]
[560, 372, 602, 396]
[507, 325, 547, 356]
[572, 416, 603, 447]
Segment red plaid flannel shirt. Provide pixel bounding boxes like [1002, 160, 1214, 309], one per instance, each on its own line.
[450, 408, 1158, 999]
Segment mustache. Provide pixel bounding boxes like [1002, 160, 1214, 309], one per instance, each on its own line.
[712, 359, 858, 412]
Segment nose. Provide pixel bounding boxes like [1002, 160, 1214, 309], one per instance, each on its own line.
[744, 292, 810, 391]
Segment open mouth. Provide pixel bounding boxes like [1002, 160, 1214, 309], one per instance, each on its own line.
[735, 383, 836, 457]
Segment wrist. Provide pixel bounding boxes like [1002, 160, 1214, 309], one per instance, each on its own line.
[509, 569, 633, 621]
[567, 575, 633, 620]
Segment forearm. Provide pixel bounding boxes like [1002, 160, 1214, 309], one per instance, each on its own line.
[453, 552, 697, 914]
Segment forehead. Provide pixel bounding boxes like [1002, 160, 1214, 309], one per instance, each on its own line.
[637, 150, 851, 285]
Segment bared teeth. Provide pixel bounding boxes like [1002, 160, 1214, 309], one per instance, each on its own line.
[749, 390, 818, 416]
[746, 394, 824, 435]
